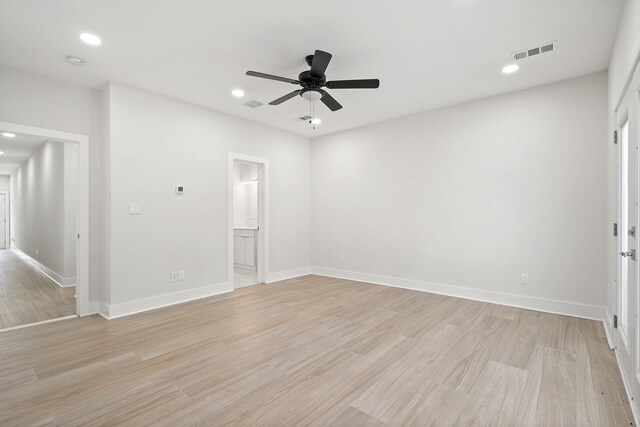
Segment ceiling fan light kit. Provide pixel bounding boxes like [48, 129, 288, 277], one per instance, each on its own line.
[245, 49, 380, 114]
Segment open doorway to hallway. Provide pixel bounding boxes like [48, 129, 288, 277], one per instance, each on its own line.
[0, 132, 77, 330]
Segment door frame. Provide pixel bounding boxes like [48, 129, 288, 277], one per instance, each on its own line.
[614, 62, 640, 423]
[228, 153, 269, 288]
[616, 107, 635, 351]
[0, 121, 90, 316]
[0, 191, 8, 250]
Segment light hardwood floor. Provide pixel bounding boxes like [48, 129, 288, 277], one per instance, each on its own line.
[0, 275, 633, 425]
[0, 249, 76, 329]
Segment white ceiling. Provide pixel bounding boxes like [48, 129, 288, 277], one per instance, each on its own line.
[0, 132, 46, 175]
[0, 0, 625, 137]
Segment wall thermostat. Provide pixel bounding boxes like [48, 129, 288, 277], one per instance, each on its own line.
[175, 185, 184, 194]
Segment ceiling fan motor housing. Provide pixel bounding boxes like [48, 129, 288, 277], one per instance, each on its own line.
[298, 68, 326, 101]
[298, 70, 326, 88]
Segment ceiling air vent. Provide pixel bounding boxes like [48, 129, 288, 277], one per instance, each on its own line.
[512, 41, 556, 61]
[298, 115, 312, 121]
[243, 100, 264, 108]
[540, 43, 554, 53]
[527, 47, 540, 57]
[513, 51, 528, 61]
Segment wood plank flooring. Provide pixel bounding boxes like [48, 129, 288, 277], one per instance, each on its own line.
[0, 275, 633, 426]
[0, 249, 76, 329]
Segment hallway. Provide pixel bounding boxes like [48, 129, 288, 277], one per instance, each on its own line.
[0, 250, 75, 329]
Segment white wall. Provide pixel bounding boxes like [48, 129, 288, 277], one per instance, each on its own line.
[0, 65, 103, 300]
[0, 175, 10, 192]
[10, 140, 76, 280]
[107, 83, 310, 305]
[311, 72, 608, 313]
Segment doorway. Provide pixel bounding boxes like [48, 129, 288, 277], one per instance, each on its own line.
[0, 135, 78, 329]
[615, 58, 640, 403]
[228, 153, 269, 289]
[0, 121, 89, 330]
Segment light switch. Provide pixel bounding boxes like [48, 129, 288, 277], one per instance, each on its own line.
[129, 203, 141, 215]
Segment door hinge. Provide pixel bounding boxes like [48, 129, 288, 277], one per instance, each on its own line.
[614, 222, 618, 236]
[614, 314, 618, 328]
[614, 130, 618, 144]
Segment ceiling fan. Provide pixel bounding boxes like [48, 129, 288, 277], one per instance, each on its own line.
[245, 50, 380, 111]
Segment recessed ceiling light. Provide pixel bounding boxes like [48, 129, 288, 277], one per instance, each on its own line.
[502, 64, 519, 74]
[1, 132, 15, 138]
[0, 152, 4, 155]
[80, 32, 102, 46]
[310, 118, 322, 125]
[232, 89, 245, 97]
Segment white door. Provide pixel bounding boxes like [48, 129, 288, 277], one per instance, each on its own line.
[616, 65, 640, 403]
[0, 194, 5, 249]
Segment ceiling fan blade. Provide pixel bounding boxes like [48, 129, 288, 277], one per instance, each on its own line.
[246, 71, 299, 84]
[326, 79, 380, 89]
[320, 90, 343, 111]
[310, 50, 332, 77]
[269, 90, 301, 105]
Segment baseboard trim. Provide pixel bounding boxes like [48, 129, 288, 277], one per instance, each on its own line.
[0, 315, 78, 333]
[103, 281, 233, 319]
[10, 246, 76, 287]
[611, 338, 640, 427]
[311, 266, 604, 321]
[97, 301, 110, 320]
[266, 266, 312, 284]
[603, 307, 640, 426]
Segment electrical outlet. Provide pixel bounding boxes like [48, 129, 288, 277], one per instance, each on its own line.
[339, 254, 344, 263]
[178, 270, 184, 281]
[170, 271, 178, 282]
[521, 273, 528, 285]
[36, 249, 39, 255]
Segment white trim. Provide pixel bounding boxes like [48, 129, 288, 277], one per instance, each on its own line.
[103, 281, 232, 319]
[266, 267, 312, 283]
[87, 300, 101, 315]
[311, 267, 604, 321]
[0, 121, 89, 316]
[10, 246, 76, 287]
[96, 301, 110, 319]
[228, 153, 269, 289]
[604, 307, 615, 350]
[612, 342, 640, 427]
[0, 314, 77, 333]
[0, 191, 8, 250]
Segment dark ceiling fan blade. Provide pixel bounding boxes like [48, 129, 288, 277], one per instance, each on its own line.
[320, 90, 343, 111]
[310, 50, 332, 77]
[246, 71, 299, 84]
[269, 90, 301, 105]
[326, 79, 380, 89]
